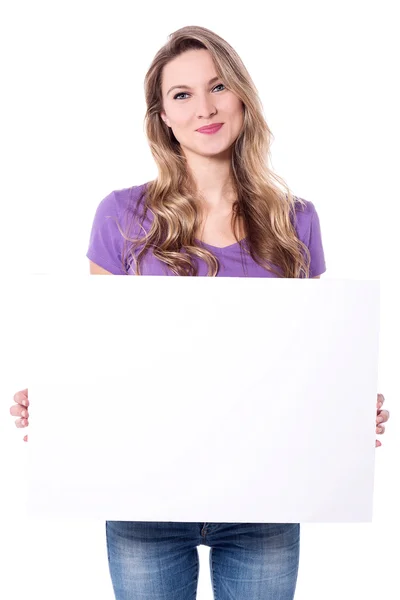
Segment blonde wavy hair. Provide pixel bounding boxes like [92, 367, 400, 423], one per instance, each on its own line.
[118, 25, 311, 278]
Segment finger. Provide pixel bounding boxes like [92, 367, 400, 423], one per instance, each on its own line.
[376, 425, 385, 434]
[377, 409, 389, 423]
[381, 409, 390, 422]
[377, 393, 385, 405]
[10, 404, 29, 418]
[13, 389, 29, 407]
[376, 439, 381, 447]
[15, 418, 29, 429]
[23, 435, 28, 442]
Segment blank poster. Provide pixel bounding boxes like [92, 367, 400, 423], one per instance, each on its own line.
[24, 276, 380, 522]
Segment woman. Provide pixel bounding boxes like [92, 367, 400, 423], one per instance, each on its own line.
[10, 25, 389, 600]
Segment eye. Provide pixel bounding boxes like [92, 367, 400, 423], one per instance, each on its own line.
[173, 91, 189, 100]
[173, 83, 226, 100]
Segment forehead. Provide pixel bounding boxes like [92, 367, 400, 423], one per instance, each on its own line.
[161, 49, 217, 90]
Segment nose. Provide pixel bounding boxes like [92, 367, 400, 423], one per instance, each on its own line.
[195, 93, 217, 120]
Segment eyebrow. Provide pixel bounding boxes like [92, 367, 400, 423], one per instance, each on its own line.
[167, 76, 220, 96]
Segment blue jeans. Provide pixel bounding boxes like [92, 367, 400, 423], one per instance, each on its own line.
[106, 521, 300, 599]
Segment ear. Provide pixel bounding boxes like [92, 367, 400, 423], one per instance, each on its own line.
[160, 111, 171, 128]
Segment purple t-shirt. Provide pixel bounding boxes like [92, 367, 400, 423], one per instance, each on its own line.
[86, 182, 326, 277]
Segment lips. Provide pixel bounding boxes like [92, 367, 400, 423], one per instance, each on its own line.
[196, 123, 223, 133]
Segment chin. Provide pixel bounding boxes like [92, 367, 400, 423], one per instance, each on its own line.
[199, 148, 231, 159]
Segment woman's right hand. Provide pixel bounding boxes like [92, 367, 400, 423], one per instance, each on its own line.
[10, 388, 29, 442]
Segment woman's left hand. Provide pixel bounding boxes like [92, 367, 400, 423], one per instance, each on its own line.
[376, 393, 390, 448]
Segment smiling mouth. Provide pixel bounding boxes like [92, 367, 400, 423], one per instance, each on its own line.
[196, 123, 224, 133]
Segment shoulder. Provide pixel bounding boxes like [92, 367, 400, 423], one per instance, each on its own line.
[94, 182, 152, 236]
[292, 196, 326, 277]
[100, 182, 149, 217]
[293, 196, 318, 223]
[292, 196, 321, 242]
[86, 182, 152, 274]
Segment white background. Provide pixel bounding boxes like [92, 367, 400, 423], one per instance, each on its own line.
[0, 1, 399, 599]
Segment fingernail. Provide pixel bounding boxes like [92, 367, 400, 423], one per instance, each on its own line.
[22, 410, 26, 417]
[22, 400, 27, 406]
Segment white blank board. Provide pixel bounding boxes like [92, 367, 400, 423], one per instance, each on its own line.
[24, 276, 380, 522]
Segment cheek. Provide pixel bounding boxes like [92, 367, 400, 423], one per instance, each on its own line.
[232, 100, 244, 119]
[167, 104, 191, 125]
[222, 98, 243, 121]
[233, 106, 245, 130]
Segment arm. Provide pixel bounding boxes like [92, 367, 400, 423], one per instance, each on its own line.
[89, 260, 113, 275]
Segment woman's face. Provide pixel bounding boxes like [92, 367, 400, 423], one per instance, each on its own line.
[160, 49, 244, 160]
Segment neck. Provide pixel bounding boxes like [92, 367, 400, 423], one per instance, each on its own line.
[184, 149, 236, 212]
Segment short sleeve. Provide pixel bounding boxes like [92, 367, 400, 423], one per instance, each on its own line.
[86, 191, 127, 275]
[307, 201, 326, 277]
